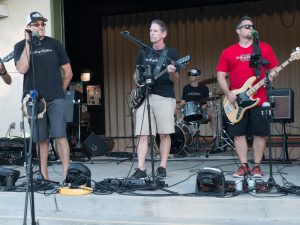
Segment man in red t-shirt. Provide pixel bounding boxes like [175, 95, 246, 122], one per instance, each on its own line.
[217, 16, 278, 178]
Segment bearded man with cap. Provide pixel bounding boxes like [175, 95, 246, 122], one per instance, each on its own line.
[14, 11, 73, 182]
[179, 68, 217, 137]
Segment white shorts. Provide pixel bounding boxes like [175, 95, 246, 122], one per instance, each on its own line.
[135, 94, 176, 136]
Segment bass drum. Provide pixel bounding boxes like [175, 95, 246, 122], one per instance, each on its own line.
[157, 122, 193, 154]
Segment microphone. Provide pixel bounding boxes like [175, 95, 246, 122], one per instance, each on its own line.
[32, 31, 39, 39]
[120, 31, 129, 35]
[30, 31, 41, 45]
[250, 30, 259, 39]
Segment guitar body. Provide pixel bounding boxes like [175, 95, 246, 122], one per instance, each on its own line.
[223, 76, 260, 124]
[129, 54, 191, 109]
[129, 86, 147, 109]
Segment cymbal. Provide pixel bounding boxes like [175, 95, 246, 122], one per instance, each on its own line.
[200, 95, 222, 102]
[198, 77, 217, 85]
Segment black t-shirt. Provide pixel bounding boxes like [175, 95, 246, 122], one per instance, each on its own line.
[14, 36, 70, 101]
[182, 84, 209, 105]
[136, 46, 179, 99]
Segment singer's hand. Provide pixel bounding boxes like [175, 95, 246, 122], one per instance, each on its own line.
[25, 29, 32, 41]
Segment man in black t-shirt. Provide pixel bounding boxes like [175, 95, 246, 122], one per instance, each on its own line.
[179, 68, 216, 137]
[132, 19, 179, 179]
[14, 11, 73, 182]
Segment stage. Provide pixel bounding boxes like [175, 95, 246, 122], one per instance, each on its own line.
[1, 152, 300, 225]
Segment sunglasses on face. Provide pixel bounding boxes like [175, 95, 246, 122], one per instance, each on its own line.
[30, 22, 46, 28]
[238, 24, 254, 30]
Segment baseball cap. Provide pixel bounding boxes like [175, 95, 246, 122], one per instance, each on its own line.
[188, 68, 201, 77]
[26, 11, 48, 25]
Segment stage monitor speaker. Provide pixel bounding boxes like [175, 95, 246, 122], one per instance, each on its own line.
[271, 88, 294, 123]
[83, 132, 109, 156]
[65, 90, 82, 124]
[0, 167, 20, 189]
[195, 167, 225, 195]
[66, 163, 91, 187]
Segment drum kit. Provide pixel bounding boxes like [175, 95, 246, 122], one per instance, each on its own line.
[170, 76, 235, 157]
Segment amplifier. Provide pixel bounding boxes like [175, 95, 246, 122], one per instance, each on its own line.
[0, 138, 34, 165]
[65, 90, 82, 124]
[271, 88, 294, 123]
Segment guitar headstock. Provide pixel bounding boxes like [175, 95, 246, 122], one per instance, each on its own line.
[290, 47, 300, 61]
[176, 55, 191, 66]
[0, 51, 14, 64]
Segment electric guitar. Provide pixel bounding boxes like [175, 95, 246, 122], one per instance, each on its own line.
[129, 54, 190, 109]
[0, 51, 14, 64]
[223, 47, 300, 124]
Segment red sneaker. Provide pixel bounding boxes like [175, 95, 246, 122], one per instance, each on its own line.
[252, 165, 263, 178]
[233, 164, 250, 178]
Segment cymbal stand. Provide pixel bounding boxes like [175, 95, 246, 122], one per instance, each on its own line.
[190, 120, 210, 152]
[206, 95, 235, 158]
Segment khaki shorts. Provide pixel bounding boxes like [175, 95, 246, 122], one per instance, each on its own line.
[135, 94, 176, 136]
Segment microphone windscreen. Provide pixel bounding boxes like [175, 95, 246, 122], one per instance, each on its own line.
[251, 30, 259, 38]
[32, 31, 39, 38]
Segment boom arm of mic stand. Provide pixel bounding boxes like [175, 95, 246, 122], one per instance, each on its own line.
[120, 31, 186, 69]
[120, 31, 149, 50]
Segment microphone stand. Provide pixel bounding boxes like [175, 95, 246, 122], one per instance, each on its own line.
[250, 35, 276, 188]
[23, 33, 42, 225]
[144, 72, 157, 188]
[116, 94, 136, 164]
[263, 69, 276, 188]
[23, 91, 39, 225]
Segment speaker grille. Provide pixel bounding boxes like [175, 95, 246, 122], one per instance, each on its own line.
[271, 88, 294, 123]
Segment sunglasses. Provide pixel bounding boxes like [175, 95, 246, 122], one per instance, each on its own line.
[30, 22, 46, 28]
[238, 24, 254, 30]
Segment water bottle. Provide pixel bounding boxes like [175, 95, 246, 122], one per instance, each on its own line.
[235, 179, 243, 192]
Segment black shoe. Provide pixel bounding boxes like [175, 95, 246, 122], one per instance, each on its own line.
[156, 167, 167, 179]
[131, 168, 147, 179]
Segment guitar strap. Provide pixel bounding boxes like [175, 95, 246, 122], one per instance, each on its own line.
[153, 47, 168, 80]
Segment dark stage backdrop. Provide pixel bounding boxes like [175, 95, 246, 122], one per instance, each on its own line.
[64, 0, 300, 151]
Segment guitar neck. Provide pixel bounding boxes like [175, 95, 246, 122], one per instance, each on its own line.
[246, 57, 293, 96]
[154, 68, 168, 80]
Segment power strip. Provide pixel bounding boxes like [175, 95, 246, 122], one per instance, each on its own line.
[58, 185, 93, 196]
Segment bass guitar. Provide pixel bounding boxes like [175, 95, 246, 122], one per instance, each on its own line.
[223, 47, 300, 124]
[129, 54, 190, 109]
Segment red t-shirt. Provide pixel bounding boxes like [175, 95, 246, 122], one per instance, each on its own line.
[216, 42, 278, 105]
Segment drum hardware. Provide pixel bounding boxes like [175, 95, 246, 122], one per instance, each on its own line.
[200, 94, 222, 102]
[157, 122, 193, 156]
[198, 76, 217, 85]
[205, 97, 235, 158]
[198, 74, 229, 85]
[203, 78, 234, 158]
[190, 121, 211, 152]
